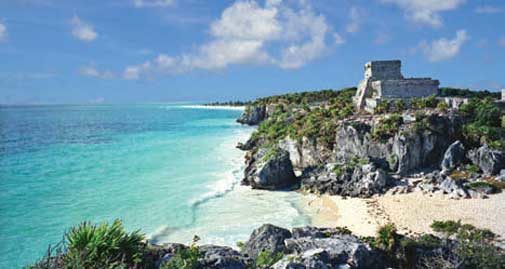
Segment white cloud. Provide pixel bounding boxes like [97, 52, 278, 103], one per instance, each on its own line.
[346, 7, 363, 33]
[133, 0, 174, 7]
[80, 66, 114, 79]
[374, 32, 391, 45]
[0, 21, 7, 42]
[71, 15, 97, 42]
[419, 30, 469, 62]
[381, 0, 465, 27]
[123, 0, 334, 79]
[475, 5, 503, 14]
[334, 33, 345, 45]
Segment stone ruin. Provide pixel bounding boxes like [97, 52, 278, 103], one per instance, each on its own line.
[354, 60, 440, 112]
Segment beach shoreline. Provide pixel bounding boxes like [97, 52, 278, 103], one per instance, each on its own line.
[303, 192, 505, 239]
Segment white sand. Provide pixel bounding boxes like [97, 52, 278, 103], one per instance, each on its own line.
[305, 192, 505, 238]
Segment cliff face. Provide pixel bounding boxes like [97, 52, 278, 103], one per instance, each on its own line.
[237, 89, 505, 198]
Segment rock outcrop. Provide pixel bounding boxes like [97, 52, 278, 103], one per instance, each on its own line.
[334, 113, 462, 175]
[237, 105, 268, 125]
[468, 144, 505, 175]
[242, 224, 292, 258]
[440, 140, 466, 173]
[301, 163, 389, 197]
[242, 148, 299, 190]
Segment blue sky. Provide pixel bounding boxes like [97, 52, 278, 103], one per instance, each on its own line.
[0, 0, 504, 104]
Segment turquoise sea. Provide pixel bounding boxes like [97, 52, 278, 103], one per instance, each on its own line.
[0, 104, 313, 268]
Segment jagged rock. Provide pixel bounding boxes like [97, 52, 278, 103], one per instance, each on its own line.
[278, 137, 332, 171]
[243, 148, 298, 190]
[439, 178, 468, 199]
[243, 224, 292, 258]
[236, 138, 256, 151]
[467, 189, 488, 199]
[199, 245, 250, 269]
[301, 163, 388, 198]
[468, 145, 505, 175]
[237, 105, 267, 125]
[272, 249, 332, 269]
[291, 227, 350, 239]
[284, 234, 384, 269]
[334, 113, 462, 175]
[440, 140, 466, 172]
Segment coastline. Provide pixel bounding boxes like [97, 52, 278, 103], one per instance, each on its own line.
[305, 192, 505, 238]
[179, 105, 246, 111]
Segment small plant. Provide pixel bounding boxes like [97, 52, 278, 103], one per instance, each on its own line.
[162, 235, 201, 269]
[372, 114, 403, 141]
[374, 100, 390, 114]
[255, 250, 283, 269]
[467, 181, 500, 194]
[466, 164, 480, 174]
[436, 100, 449, 111]
[431, 220, 462, 236]
[335, 226, 352, 235]
[236, 241, 245, 252]
[376, 224, 399, 253]
[394, 99, 405, 112]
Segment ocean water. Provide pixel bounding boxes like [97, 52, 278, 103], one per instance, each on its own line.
[0, 104, 312, 268]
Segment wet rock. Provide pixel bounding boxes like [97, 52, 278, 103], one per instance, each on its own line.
[468, 144, 505, 175]
[243, 224, 292, 258]
[440, 140, 466, 172]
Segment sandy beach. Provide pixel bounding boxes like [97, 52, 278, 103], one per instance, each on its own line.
[305, 192, 505, 238]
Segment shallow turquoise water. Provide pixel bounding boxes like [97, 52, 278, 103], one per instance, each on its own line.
[0, 104, 311, 268]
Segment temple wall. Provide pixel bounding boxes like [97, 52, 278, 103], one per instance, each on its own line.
[364, 60, 403, 80]
[372, 79, 439, 98]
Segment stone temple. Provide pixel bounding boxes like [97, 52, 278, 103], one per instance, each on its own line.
[354, 60, 440, 112]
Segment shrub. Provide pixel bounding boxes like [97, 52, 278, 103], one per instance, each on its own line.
[372, 114, 403, 141]
[436, 100, 449, 111]
[64, 219, 145, 269]
[162, 236, 201, 269]
[255, 250, 283, 269]
[467, 181, 500, 194]
[376, 224, 399, 253]
[374, 100, 390, 114]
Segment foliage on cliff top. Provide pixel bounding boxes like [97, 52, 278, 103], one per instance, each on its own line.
[460, 97, 505, 150]
[439, 87, 501, 99]
[250, 87, 356, 149]
[252, 88, 354, 106]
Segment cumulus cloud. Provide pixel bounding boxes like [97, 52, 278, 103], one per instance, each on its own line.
[80, 66, 114, 79]
[0, 21, 7, 42]
[133, 0, 174, 7]
[346, 7, 364, 33]
[71, 15, 97, 42]
[123, 0, 335, 79]
[381, 0, 465, 28]
[419, 30, 469, 62]
[475, 5, 503, 14]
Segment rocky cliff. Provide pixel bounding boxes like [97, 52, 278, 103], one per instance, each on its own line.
[236, 89, 505, 198]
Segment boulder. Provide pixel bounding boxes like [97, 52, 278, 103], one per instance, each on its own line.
[468, 145, 505, 175]
[199, 245, 250, 269]
[243, 224, 292, 258]
[440, 141, 466, 172]
[439, 178, 468, 199]
[243, 148, 298, 190]
[272, 249, 332, 269]
[284, 235, 384, 269]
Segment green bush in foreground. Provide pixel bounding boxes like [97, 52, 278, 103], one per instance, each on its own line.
[64, 219, 145, 269]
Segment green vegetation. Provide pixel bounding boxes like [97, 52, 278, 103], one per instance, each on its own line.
[372, 114, 403, 141]
[250, 88, 356, 150]
[467, 181, 501, 194]
[411, 95, 439, 109]
[29, 219, 146, 269]
[430, 220, 504, 268]
[161, 236, 201, 269]
[460, 98, 505, 150]
[439, 87, 501, 99]
[252, 89, 348, 106]
[254, 250, 284, 269]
